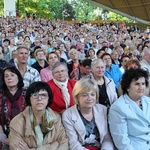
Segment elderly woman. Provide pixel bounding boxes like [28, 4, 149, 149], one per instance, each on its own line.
[101, 53, 122, 89]
[0, 66, 26, 149]
[40, 52, 59, 82]
[62, 78, 114, 150]
[47, 62, 76, 113]
[9, 81, 68, 150]
[109, 68, 150, 150]
[67, 48, 81, 77]
[91, 59, 117, 108]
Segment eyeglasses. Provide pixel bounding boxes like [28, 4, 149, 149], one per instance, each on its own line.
[53, 70, 67, 74]
[31, 92, 48, 99]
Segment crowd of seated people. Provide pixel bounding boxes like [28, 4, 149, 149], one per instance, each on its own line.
[0, 16, 150, 149]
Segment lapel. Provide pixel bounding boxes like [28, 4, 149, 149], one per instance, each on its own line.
[124, 94, 150, 123]
[71, 105, 86, 142]
[93, 105, 105, 143]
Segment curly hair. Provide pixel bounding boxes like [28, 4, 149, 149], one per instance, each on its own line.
[121, 68, 149, 95]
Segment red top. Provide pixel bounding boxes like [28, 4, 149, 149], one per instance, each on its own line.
[47, 79, 76, 113]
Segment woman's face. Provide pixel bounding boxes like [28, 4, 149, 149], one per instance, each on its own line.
[4, 70, 19, 88]
[77, 90, 97, 109]
[53, 65, 68, 82]
[92, 62, 105, 77]
[30, 90, 49, 112]
[102, 55, 112, 67]
[121, 57, 129, 67]
[88, 49, 94, 57]
[128, 77, 146, 101]
[97, 51, 105, 58]
[48, 53, 59, 67]
[111, 52, 119, 60]
[69, 51, 79, 60]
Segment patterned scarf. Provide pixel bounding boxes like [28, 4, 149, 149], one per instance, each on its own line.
[5, 88, 22, 117]
[29, 107, 54, 147]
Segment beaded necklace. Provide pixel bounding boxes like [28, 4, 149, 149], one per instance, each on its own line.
[139, 100, 143, 110]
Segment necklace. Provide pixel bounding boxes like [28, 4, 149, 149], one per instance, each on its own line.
[139, 100, 143, 110]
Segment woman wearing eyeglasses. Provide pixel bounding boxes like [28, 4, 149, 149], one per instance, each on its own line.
[47, 61, 76, 114]
[9, 81, 68, 150]
[62, 78, 114, 150]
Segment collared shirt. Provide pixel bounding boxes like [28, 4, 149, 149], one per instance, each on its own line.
[105, 64, 122, 89]
[16, 64, 41, 89]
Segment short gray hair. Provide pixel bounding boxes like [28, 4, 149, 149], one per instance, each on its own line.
[91, 58, 106, 68]
[51, 61, 68, 75]
[16, 46, 29, 54]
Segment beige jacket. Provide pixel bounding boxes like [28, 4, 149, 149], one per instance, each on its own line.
[9, 106, 68, 150]
[62, 104, 114, 150]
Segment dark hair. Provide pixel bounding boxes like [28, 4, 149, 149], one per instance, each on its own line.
[25, 81, 53, 107]
[101, 46, 108, 50]
[24, 36, 30, 41]
[87, 48, 95, 56]
[121, 68, 149, 94]
[3, 39, 10, 45]
[33, 46, 41, 52]
[81, 59, 92, 67]
[96, 48, 105, 56]
[2, 66, 24, 89]
[101, 53, 111, 59]
[120, 55, 129, 62]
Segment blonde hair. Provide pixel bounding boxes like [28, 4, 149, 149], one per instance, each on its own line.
[34, 48, 44, 56]
[68, 48, 79, 57]
[72, 78, 99, 104]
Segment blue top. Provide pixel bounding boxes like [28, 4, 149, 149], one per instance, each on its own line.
[104, 64, 122, 89]
[109, 94, 150, 150]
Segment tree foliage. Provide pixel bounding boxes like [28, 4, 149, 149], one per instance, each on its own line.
[0, 0, 133, 22]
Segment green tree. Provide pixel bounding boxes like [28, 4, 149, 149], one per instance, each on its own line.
[70, 0, 96, 20]
[0, 0, 4, 16]
[108, 12, 134, 23]
[61, 2, 76, 20]
[0, 0, 134, 22]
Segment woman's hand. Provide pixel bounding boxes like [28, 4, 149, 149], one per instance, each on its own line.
[18, 140, 30, 150]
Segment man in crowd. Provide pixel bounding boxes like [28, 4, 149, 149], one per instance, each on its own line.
[15, 46, 41, 89]
[70, 59, 92, 80]
[31, 48, 48, 73]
